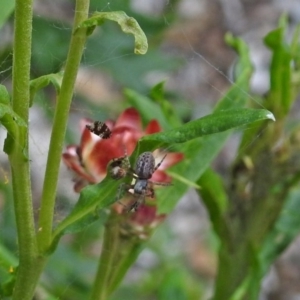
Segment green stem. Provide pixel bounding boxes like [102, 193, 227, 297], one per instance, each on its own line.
[90, 214, 146, 299]
[212, 242, 250, 300]
[90, 219, 120, 300]
[37, 0, 90, 253]
[9, 0, 46, 299]
[107, 239, 142, 296]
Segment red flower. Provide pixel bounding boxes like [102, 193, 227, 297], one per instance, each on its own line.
[63, 107, 183, 229]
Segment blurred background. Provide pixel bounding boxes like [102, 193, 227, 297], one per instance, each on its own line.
[1, 0, 300, 299]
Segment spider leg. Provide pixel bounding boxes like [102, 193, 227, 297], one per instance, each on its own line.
[127, 192, 146, 212]
[153, 153, 167, 173]
[115, 182, 133, 208]
[149, 180, 172, 187]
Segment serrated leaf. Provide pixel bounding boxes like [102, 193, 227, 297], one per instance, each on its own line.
[78, 11, 148, 55]
[29, 72, 63, 106]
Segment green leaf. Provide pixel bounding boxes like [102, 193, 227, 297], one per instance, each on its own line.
[0, 243, 17, 297]
[157, 134, 228, 213]
[154, 107, 273, 214]
[51, 177, 120, 248]
[125, 88, 172, 130]
[0, 105, 27, 128]
[0, 85, 10, 105]
[291, 24, 300, 69]
[260, 188, 300, 274]
[150, 81, 183, 128]
[52, 34, 256, 237]
[157, 34, 255, 213]
[264, 18, 292, 117]
[0, 0, 15, 30]
[78, 11, 148, 55]
[197, 168, 229, 234]
[29, 72, 63, 106]
[0, 103, 27, 155]
[0, 273, 16, 297]
[230, 188, 300, 300]
[51, 108, 273, 246]
[225, 33, 253, 80]
[31, 17, 71, 75]
[136, 108, 275, 154]
[0, 243, 17, 270]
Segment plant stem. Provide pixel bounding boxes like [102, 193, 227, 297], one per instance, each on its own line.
[10, 0, 46, 299]
[107, 238, 143, 296]
[212, 242, 250, 300]
[90, 220, 120, 300]
[37, 0, 90, 253]
[90, 213, 145, 300]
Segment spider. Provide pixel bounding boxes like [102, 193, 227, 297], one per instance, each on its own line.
[110, 151, 171, 212]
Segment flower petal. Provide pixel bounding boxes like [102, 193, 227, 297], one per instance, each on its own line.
[145, 119, 161, 134]
[154, 151, 184, 170]
[62, 146, 96, 183]
[74, 178, 89, 192]
[85, 137, 125, 180]
[81, 127, 100, 162]
[130, 204, 166, 227]
[152, 169, 172, 183]
[115, 108, 142, 131]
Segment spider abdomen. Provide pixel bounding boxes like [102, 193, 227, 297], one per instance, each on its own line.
[135, 151, 155, 179]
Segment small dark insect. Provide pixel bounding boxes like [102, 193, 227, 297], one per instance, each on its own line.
[86, 121, 112, 139]
[108, 154, 130, 180]
[112, 151, 171, 212]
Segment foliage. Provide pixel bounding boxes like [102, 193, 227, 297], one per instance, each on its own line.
[0, 1, 299, 300]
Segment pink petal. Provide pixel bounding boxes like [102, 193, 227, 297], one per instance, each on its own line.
[80, 127, 99, 161]
[114, 108, 142, 131]
[112, 126, 142, 155]
[130, 204, 166, 226]
[84, 138, 125, 179]
[105, 119, 115, 131]
[74, 178, 89, 192]
[158, 152, 184, 169]
[62, 150, 96, 183]
[152, 169, 172, 183]
[145, 119, 161, 134]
